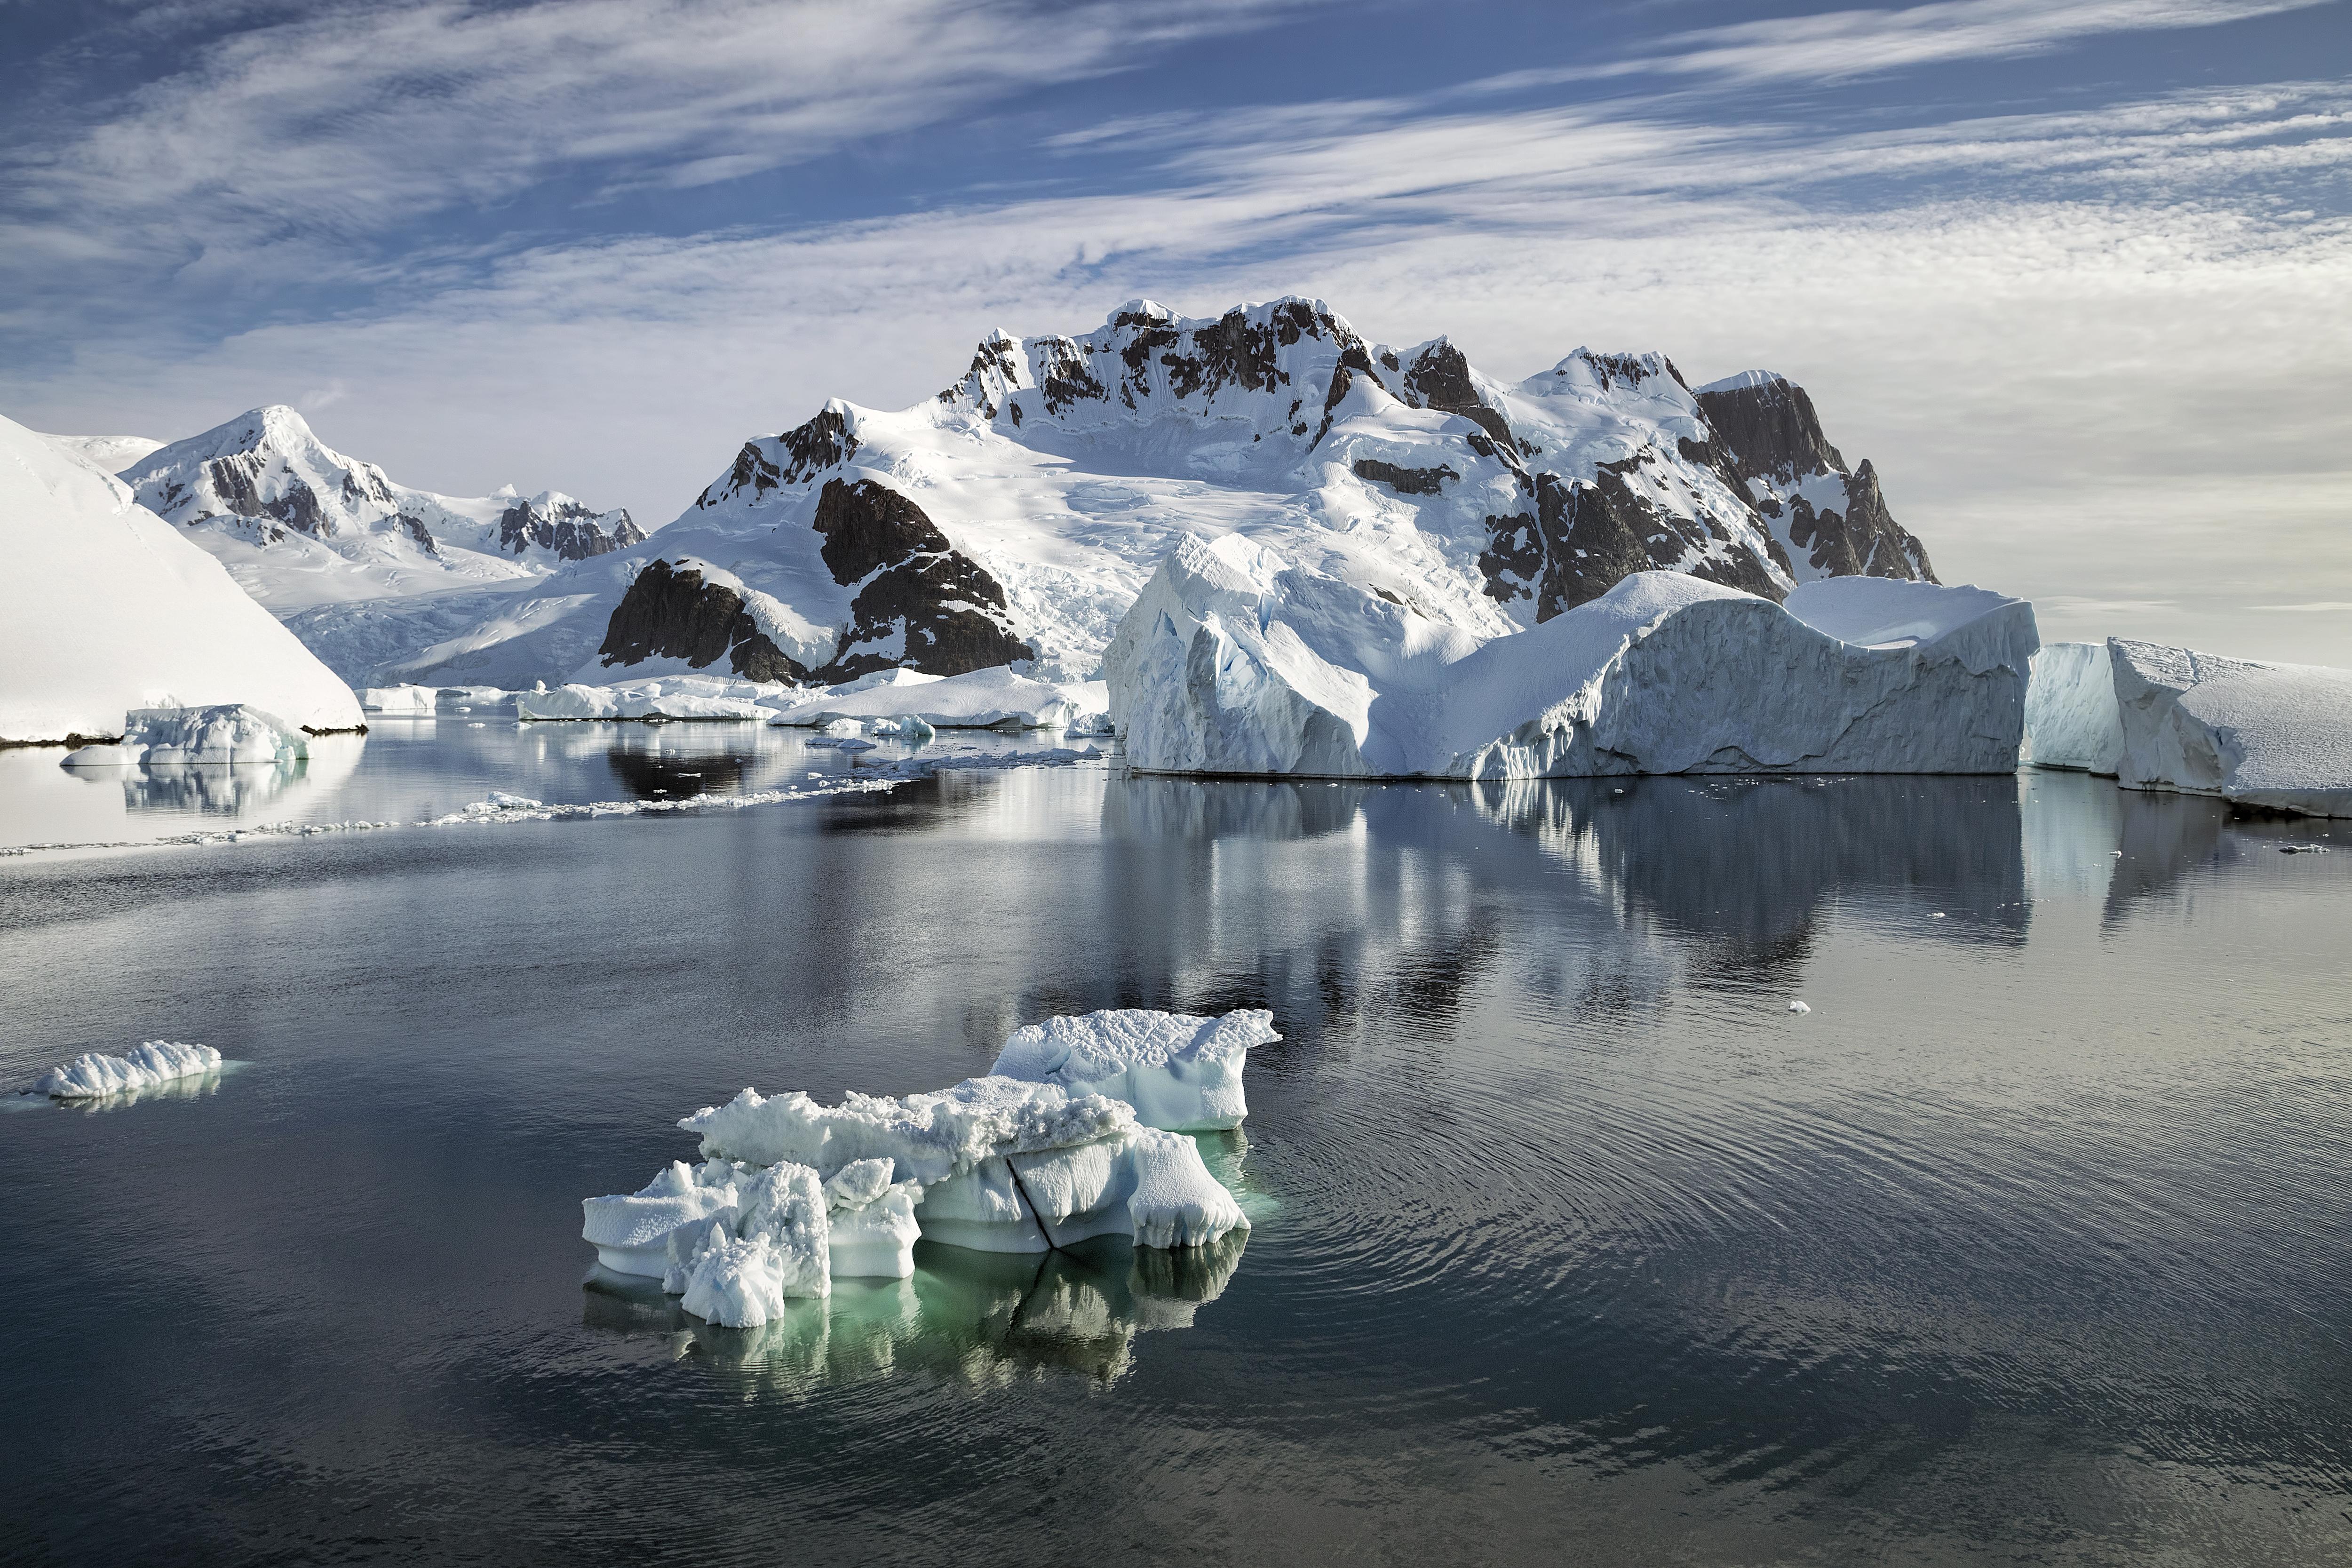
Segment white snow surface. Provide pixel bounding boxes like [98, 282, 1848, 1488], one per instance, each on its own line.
[287, 300, 1899, 691]
[763, 666, 1104, 731]
[2110, 638, 2352, 817]
[0, 418, 364, 743]
[2023, 642, 2126, 775]
[989, 1007, 1276, 1131]
[35, 1041, 222, 1098]
[1105, 534, 2035, 778]
[38, 433, 164, 472]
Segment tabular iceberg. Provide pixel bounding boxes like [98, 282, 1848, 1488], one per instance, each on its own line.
[2110, 639, 2352, 818]
[762, 666, 1105, 732]
[36, 1041, 222, 1098]
[989, 1008, 1277, 1131]
[1104, 534, 2035, 779]
[516, 674, 784, 721]
[581, 1009, 1262, 1328]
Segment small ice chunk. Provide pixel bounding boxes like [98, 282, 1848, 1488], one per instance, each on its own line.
[823, 1158, 897, 1209]
[677, 1162, 831, 1326]
[1787, 1000, 1812, 1014]
[580, 1158, 743, 1278]
[989, 1007, 1276, 1131]
[36, 1041, 222, 1098]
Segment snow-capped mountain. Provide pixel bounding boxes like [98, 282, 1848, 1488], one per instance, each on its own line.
[117, 406, 643, 612]
[288, 298, 1934, 689]
[0, 416, 361, 743]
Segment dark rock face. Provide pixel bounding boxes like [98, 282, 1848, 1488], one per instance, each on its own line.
[814, 479, 1031, 679]
[1478, 465, 1785, 620]
[1693, 376, 1936, 583]
[1351, 458, 1457, 496]
[600, 480, 1032, 685]
[1398, 341, 1518, 451]
[697, 406, 859, 509]
[498, 496, 645, 561]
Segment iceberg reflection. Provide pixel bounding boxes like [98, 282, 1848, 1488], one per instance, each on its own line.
[582, 1230, 1247, 1391]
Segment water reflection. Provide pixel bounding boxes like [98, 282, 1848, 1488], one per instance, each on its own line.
[603, 743, 754, 801]
[582, 1231, 1248, 1393]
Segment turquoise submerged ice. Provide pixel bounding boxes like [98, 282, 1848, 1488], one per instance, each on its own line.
[580, 1010, 1262, 1327]
[988, 1007, 1276, 1131]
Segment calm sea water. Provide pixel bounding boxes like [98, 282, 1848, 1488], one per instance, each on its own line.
[2, 723, 2346, 1566]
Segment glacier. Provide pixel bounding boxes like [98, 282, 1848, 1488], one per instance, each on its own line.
[36, 1041, 222, 1099]
[0, 417, 364, 744]
[582, 1009, 1262, 1328]
[1104, 533, 2035, 779]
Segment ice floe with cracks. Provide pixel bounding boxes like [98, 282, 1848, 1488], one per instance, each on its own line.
[62, 704, 310, 769]
[761, 665, 1106, 732]
[581, 1011, 1260, 1328]
[1104, 534, 2036, 779]
[33, 1041, 221, 1099]
[989, 1007, 1277, 1131]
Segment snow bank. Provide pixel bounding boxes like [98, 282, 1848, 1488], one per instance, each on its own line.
[989, 1008, 1276, 1131]
[0, 417, 363, 743]
[581, 1010, 1259, 1324]
[1104, 534, 2035, 779]
[2111, 638, 2352, 818]
[35, 1041, 221, 1098]
[764, 665, 1104, 731]
[360, 685, 437, 715]
[517, 674, 781, 721]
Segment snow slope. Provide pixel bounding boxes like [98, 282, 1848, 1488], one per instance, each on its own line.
[117, 405, 644, 615]
[39, 433, 163, 473]
[1104, 534, 2034, 779]
[288, 297, 1936, 690]
[0, 417, 364, 743]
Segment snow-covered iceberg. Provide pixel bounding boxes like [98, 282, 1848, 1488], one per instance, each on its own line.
[516, 674, 784, 722]
[2023, 642, 2126, 774]
[0, 415, 364, 744]
[35, 1041, 222, 1099]
[989, 1008, 1276, 1132]
[1104, 534, 2035, 779]
[2110, 639, 2352, 818]
[581, 1010, 1262, 1327]
[762, 665, 1104, 731]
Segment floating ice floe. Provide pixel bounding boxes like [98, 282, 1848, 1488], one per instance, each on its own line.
[1104, 535, 2036, 779]
[61, 704, 311, 769]
[1787, 1000, 1811, 1014]
[581, 1009, 1261, 1327]
[35, 1041, 222, 1098]
[762, 665, 1107, 732]
[517, 674, 788, 722]
[989, 1007, 1277, 1132]
[2025, 638, 2352, 817]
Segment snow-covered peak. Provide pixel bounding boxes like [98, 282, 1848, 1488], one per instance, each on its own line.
[1693, 369, 1787, 396]
[1524, 348, 1694, 409]
[37, 432, 164, 474]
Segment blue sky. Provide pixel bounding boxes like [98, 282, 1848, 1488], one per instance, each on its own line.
[5, 0, 2349, 658]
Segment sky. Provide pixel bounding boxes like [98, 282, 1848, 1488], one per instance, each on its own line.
[3, 0, 2348, 661]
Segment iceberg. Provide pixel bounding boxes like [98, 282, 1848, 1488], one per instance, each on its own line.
[989, 1007, 1276, 1132]
[580, 1011, 1259, 1326]
[762, 665, 1106, 732]
[359, 685, 437, 715]
[2110, 639, 2352, 818]
[2023, 642, 2126, 774]
[61, 704, 311, 769]
[516, 674, 782, 721]
[36, 1041, 222, 1098]
[1104, 534, 2036, 778]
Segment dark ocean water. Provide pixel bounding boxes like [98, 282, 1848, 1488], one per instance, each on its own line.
[2, 724, 2347, 1565]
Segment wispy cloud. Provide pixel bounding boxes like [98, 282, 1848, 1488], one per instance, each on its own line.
[1485, 0, 2337, 88]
